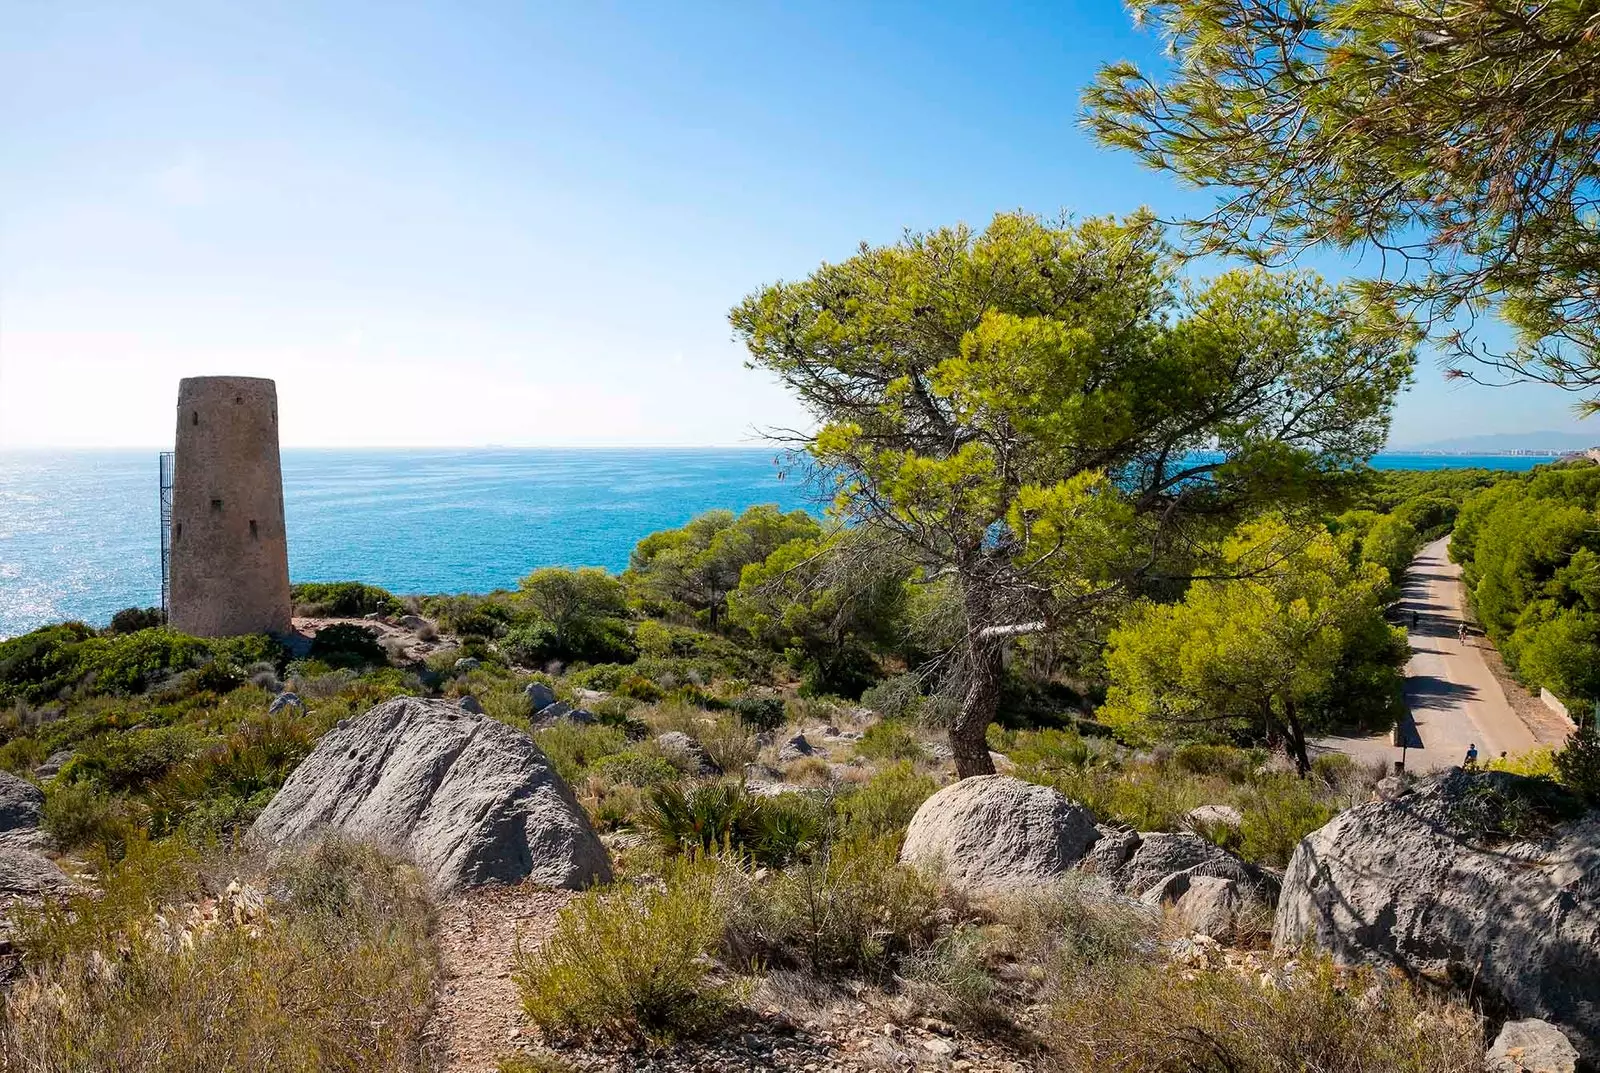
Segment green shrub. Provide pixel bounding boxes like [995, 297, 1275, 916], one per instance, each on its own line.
[902, 927, 1005, 1033]
[308, 624, 387, 670]
[1237, 776, 1339, 867]
[1555, 720, 1600, 802]
[1043, 952, 1482, 1073]
[859, 674, 924, 722]
[4, 836, 438, 1071]
[1171, 743, 1252, 781]
[643, 782, 766, 860]
[729, 695, 786, 731]
[513, 859, 734, 1046]
[290, 581, 404, 618]
[854, 720, 924, 762]
[589, 750, 679, 789]
[532, 722, 628, 785]
[40, 781, 138, 858]
[615, 674, 664, 702]
[107, 607, 164, 634]
[0, 736, 45, 774]
[836, 761, 938, 837]
[0, 622, 96, 704]
[152, 713, 319, 837]
[722, 833, 940, 979]
[67, 726, 200, 793]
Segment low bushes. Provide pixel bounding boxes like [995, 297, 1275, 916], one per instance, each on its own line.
[835, 761, 937, 838]
[724, 833, 941, 980]
[290, 581, 404, 618]
[2, 837, 438, 1072]
[1043, 954, 1481, 1072]
[642, 782, 825, 866]
[514, 859, 734, 1046]
[853, 719, 924, 762]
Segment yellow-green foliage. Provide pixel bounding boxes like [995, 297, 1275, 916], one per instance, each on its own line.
[513, 859, 735, 1046]
[532, 722, 628, 785]
[836, 761, 938, 837]
[997, 729, 1371, 867]
[1488, 745, 1560, 779]
[2, 837, 438, 1073]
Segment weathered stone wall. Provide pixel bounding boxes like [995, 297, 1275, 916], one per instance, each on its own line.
[169, 376, 292, 637]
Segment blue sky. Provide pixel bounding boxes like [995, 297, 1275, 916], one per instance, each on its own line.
[2, 1, 1591, 448]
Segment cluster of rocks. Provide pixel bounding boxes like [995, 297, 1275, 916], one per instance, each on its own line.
[899, 776, 1276, 944]
[898, 769, 1598, 1066]
[238, 695, 1599, 1066]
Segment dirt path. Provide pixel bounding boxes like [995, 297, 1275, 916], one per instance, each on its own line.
[429, 883, 572, 1072]
[1316, 537, 1568, 772]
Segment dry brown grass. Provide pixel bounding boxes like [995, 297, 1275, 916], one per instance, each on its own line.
[1, 836, 438, 1073]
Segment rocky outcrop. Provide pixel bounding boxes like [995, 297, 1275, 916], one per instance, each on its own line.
[1274, 770, 1600, 1062]
[252, 696, 611, 891]
[34, 750, 73, 780]
[900, 775, 1096, 892]
[0, 771, 43, 833]
[1143, 872, 1263, 941]
[1096, 830, 1278, 904]
[1486, 1019, 1579, 1073]
[779, 734, 814, 762]
[1186, 804, 1243, 830]
[524, 682, 556, 712]
[0, 848, 73, 895]
[657, 731, 720, 776]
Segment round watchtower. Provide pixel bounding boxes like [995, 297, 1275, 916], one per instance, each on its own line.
[168, 376, 292, 637]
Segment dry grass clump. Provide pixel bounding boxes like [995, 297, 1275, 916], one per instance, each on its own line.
[1044, 949, 1482, 1073]
[1, 836, 438, 1073]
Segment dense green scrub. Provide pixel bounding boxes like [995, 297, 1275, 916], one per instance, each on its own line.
[1452, 462, 1600, 708]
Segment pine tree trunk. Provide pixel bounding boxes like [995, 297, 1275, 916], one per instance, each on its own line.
[951, 637, 1002, 779]
[1285, 699, 1312, 778]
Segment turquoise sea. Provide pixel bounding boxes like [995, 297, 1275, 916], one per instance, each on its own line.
[0, 448, 1553, 639]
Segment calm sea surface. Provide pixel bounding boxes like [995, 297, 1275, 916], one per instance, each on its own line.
[0, 448, 1551, 638]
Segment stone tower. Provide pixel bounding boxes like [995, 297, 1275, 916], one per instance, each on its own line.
[168, 376, 292, 637]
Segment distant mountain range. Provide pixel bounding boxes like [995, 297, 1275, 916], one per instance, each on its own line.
[1389, 431, 1599, 454]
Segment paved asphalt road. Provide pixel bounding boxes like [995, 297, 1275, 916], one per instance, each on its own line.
[1315, 536, 1539, 773]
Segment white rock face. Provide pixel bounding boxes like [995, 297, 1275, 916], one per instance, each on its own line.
[1274, 770, 1600, 1063]
[900, 775, 1096, 892]
[252, 696, 611, 891]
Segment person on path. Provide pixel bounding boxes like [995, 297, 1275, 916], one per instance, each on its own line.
[1464, 743, 1479, 769]
[1458, 621, 1469, 643]
[1411, 610, 1419, 629]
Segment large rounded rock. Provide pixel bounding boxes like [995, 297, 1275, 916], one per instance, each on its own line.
[252, 696, 611, 891]
[900, 775, 1096, 892]
[1274, 770, 1600, 1062]
[0, 771, 43, 832]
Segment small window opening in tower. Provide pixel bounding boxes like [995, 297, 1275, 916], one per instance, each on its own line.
[175, 522, 182, 540]
[249, 519, 258, 539]
[211, 498, 223, 512]
[235, 395, 243, 404]
[192, 411, 199, 425]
